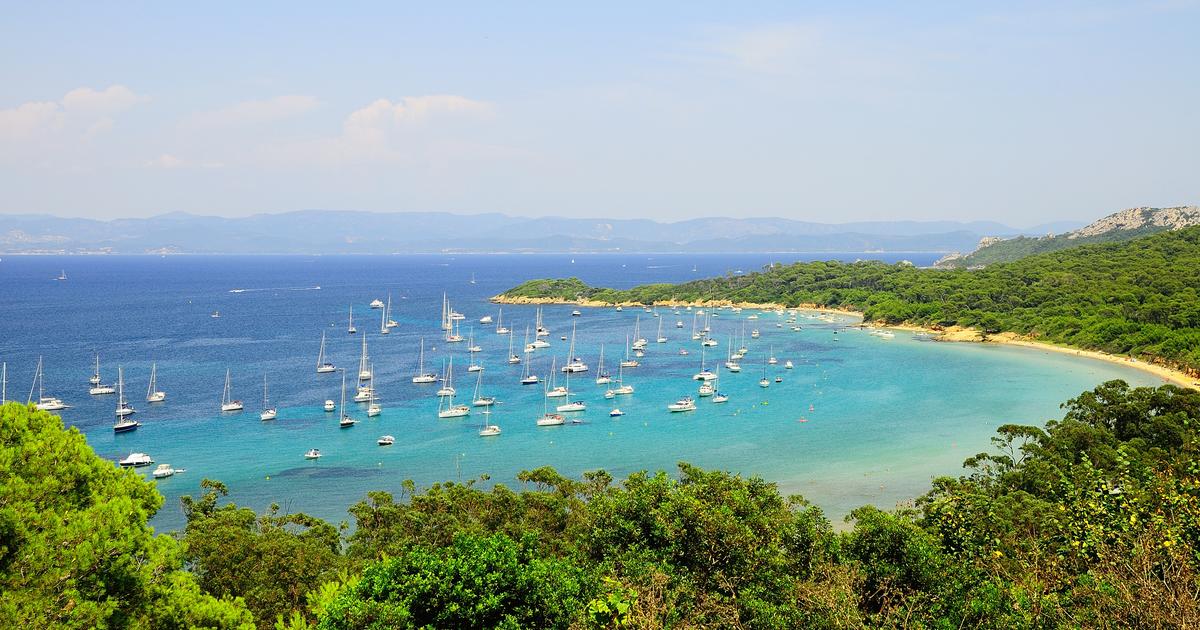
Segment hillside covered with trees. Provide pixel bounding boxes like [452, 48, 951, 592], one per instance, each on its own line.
[501, 227, 1200, 377]
[4, 381, 1200, 627]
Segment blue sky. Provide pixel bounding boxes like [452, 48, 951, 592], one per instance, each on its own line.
[1, 2, 1196, 225]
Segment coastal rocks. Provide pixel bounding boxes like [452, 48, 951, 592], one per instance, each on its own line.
[1067, 206, 1200, 239]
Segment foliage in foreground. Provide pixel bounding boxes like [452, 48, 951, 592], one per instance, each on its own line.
[502, 227, 1200, 374]
[0, 402, 254, 629]
[5, 379, 1200, 628]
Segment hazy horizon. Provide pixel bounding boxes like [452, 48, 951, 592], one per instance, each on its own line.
[2, 2, 1197, 224]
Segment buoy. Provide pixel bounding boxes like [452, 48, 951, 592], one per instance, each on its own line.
[265, 475, 270, 480]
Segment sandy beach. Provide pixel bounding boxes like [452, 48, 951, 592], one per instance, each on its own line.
[493, 295, 1200, 390]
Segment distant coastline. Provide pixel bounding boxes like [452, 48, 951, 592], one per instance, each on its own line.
[492, 294, 1200, 389]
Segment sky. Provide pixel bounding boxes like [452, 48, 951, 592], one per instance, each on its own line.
[1, 1, 1197, 225]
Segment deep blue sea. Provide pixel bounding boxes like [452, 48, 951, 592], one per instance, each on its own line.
[0, 253, 1164, 531]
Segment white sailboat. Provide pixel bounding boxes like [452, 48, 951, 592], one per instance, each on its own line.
[347, 305, 357, 334]
[594, 344, 611, 384]
[631, 315, 647, 350]
[507, 329, 520, 364]
[260, 376, 277, 421]
[562, 322, 588, 372]
[555, 370, 586, 413]
[436, 358, 456, 397]
[467, 330, 482, 353]
[316, 331, 336, 373]
[385, 293, 399, 328]
[656, 317, 666, 343]
[536, 375, 565, 426]
[619, 335, 639, 368]
[220, 369, 243, 412]
[357, 334, 372, 381]
[471, 367, 495, 407]
[146, 362, 166, 402]
[478, 407, 501, 436]
[437, 358, 470, 418]
[520, 343, 540, 385]
[725, 339, 741, 372]
[412, 339, 438, 383]
[495, 308, 509, 335]
[767, 345, 777, 364]
[89, 355, 115, 395]
[339, 370, 356, 428]
[114, 366, 135, 417]
[605, 363, 634, 398]
[693, 347, 716, 381]
[367, 367, 382, 417]
[545, 358, 567, 398]
[379, 306, 389, 335]
[535, 307, 549, 337]
[29, 357, 69, 411]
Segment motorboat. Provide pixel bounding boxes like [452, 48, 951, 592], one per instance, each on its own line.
[304, 448, 322, 459]
[324, 399, 335, 412]
[377, 435, 395, 446]
[119, 452, 154, 467]
[152, 464, 178, 479]
[667, 396, 697, 412]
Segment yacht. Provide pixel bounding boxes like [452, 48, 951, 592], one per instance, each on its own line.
[594, 345, 611, 384]
[555, 371, 585, 413]
[436, 358, 457, 397]
[324, 399, 336, 412]
[615, 305, 623, 312]
[377, 435, 395, 446]
[561, 322, 588, 372]
[698, 381, 714, 397]
[544, 359, 567, 398]
[437, 359, 470, 418]
[304, 448, 322, 459]
[605, 364, 634, 397]
[471, 369, 495, 407]
[619, 336, 639, 368]
[316, 331, 336, 373]
[369, 298, 385, 309]
[478, 407, 501, 436]
[785, 360, 794, 369]
[353, 383, 373, 403]
[347, 305, 356, 334]
[495, 308, 510, 335]
[609, 408, 624, 417]
[118, 452, 154, 467]
[536, 378, 565, 426]
[775, 376, 783, 383]
[338, 371, 357, 428]
[385, 293, 399, 329]
[479, 314, 493, 325]
[220, 369, 243, 412]
[152, 463, 178, 479]
[411, 339, 438, 383]
[571, 310, 582, 317]
[357, 334, 372, 381]
[692, 349, 716, 381]
[114, 366, 135, 418]
[507, 330, 520, 364]
[260, 376, 277, 421]
[29, 357, 69, 411]
[675, 320, 684, 328]
[211, 311, 220, 318]
[520, 346, 540, 385]
[712, 392, 729, 404]
[751, 329, 761, 339]
[146, 362, 166, 402]
[89, 355, 115, 394]
[667, 396, 697, 412]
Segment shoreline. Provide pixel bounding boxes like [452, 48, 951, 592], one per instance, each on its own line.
[492, 295, 1200, 389]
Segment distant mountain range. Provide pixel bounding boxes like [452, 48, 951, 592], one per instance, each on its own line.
[0, 211, 1088, 255]
[935, 206, 1200, 268]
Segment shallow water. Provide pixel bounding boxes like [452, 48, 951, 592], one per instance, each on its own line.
[0, 253, 1164, 530]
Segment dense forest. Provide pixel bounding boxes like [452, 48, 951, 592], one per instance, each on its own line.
[501, 227, 1200, 376]
[3, 381, 1200, 627]
[935, 225, 1169, 268]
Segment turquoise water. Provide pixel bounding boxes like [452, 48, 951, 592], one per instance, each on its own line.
[0, 254, 1165, 530]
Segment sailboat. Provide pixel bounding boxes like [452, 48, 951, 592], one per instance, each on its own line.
[114, 366, 135, 417]
[29, 357, 68, 410]
[768, 345, 778, 365]
[260, 376, 277, 421]
[478, 406, 501, 436]
[89, 355, 115, 395]
[545, 358, 567, 397]
[725, 339, 741, 372]
[370, 297, 385, 309]
[594, 344, 611, 384]
[436, 358, 456, 396]
[759, 360, 770, 388]
[605, 363, 634, 397]
[469, 272, 477, 285]
[506, 329, 520, 364]
[367, 367, 382, 416]
[631, 315, 647, 350]
[411, 339, 438, 383]
[338, 370, 356, 428]
[379, 306, 389, 335]
[536, 375, 565, 426]
[56, 269, 67, 281]
[619, 335, 639, 368]
[520, 344, 540, 385]
[495, 308, 509, 334]
[471, 367, 495, 407]
[220, 369, 243, 412]
[467, 330, 482, 353]
[316, 331, 336, 373]
[146, 362, 166, 402]
[347, 305, 357, 334]
[535, 307, 549, 337]
[656, 317, 667, 343]
[385, 293, 399, 328]
[89, 353, 101, 385]
[437, 358, 470, 418]
[555, 370, 586, 413]
[562, 322, 588, 372]
[357, 334, 372, 381]
[445, 316, 464, 343]
[711, 378, 729, 403]
[693, 347, 716, 381]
